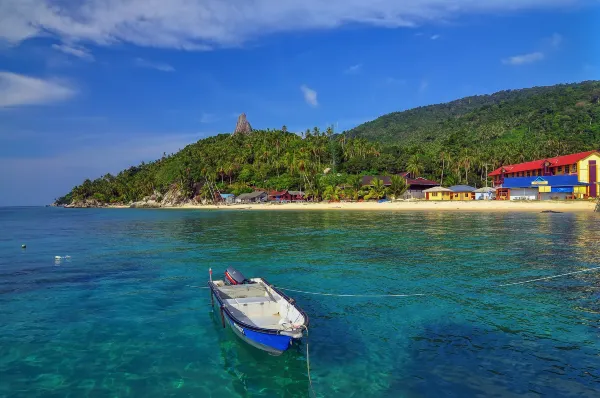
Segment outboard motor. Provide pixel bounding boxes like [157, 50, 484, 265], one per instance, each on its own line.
[224, 267, 250, 285]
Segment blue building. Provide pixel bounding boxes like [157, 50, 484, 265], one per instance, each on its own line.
[496, 176, 588, 200]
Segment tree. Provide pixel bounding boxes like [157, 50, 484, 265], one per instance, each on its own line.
[406, 155, 423, 178]
[344, 175, 363, 201]
[323, 185, 342, 201]
[364, 177, 388, 200]
[388, 175, 408, 200]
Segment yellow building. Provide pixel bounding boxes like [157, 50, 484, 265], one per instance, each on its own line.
[423, 186, 452, 200]
[490, 150, 600, 198]
[448, 185, 476, 200]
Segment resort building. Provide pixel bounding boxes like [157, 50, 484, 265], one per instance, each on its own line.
[495, 176, 588, 200]
[489, 150, 600, 198]
[448, 185, 476, 200]
[288, 191, 306, 201]
[473, 187, 496, 200]
[219, 193, 236, 204]
[423, 186, 453, 200]
[268, 190, 293, 202]
[236, 191, 267, 203]
[361, 174, 440, 199]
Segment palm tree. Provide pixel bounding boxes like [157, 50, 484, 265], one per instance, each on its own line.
[323, 185, 342, 201]
[389, 175, 408, 200]
[439, 151, 448, 186]
[365, 177, 388, 200]
[406, 155, 423, 178]
[460, 149, 472, 184]
[344, 175, 363, 201]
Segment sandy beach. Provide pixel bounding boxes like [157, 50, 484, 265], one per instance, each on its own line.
[167, 200, 598, 212]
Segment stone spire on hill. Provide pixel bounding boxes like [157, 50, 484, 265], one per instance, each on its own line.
[233, 113, 252, 135]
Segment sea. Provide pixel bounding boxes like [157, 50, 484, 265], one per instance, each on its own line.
[1, 207, 599, 397]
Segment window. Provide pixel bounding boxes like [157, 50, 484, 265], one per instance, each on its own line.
[557, 166, 563, 173]
[565, 165, 570, 174]
[526, 171, 531, 177]
[432, 192, 438, 197]
[573, 164, 577, 172]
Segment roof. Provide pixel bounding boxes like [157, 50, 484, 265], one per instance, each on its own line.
[288, 191, 305, 196]
[501, 175, 587, 188]
[237, 191, 267, 200]
[220, 193, 235, 198]
[268, 190, 289, 196]
[489, 150, 599, 176]
[362, 174, 440, 187]
[398, 172, 440, 186]
[474, 187, 496, 193]
[449, 185, 476, 192]
[423, 186, 453, 193]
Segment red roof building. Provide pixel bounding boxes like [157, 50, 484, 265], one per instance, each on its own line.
[268, 190, 292, 202]
[488, 150, 600, 197]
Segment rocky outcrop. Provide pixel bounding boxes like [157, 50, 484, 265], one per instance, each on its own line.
[64, 198, 106, 208]
[233, 113, 252, 135]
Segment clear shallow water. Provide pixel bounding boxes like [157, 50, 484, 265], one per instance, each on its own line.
[1, 207, 599, 397]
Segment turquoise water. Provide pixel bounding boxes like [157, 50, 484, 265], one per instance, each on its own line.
[1, 207, 599, 397]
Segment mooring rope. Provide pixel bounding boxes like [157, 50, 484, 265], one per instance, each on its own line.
[496, 265, 600, 287]
[300, 325, 317, 398]
[190, 265, 600, 296]
[276, 287, 425, 298]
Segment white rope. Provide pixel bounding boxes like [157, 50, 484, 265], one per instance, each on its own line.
[301, 325, 316, 398]
[277, 287, 425, 298]
[497, 265, 600, 287]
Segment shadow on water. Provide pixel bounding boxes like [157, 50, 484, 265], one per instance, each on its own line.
[208, 310, 312, 398]
[385, 321, 600, 398]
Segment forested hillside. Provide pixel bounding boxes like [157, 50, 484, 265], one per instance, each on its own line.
[345, 81, 600, 145]
[57, 81, 600, 205]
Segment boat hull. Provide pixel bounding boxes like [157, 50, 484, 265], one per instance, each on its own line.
[225, 313, 292, 355]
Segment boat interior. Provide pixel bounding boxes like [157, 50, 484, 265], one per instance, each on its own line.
[212, 278, 305, 334]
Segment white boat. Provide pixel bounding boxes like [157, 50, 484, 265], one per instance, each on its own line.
[208, 267, 309, 355]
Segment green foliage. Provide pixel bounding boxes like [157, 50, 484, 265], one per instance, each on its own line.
[59, 128, 383, 204]
[58, 81, 600, 204]
[389, 175, 408, 200]
[345, 80, 600, 187]
[364, 177, 388, 200]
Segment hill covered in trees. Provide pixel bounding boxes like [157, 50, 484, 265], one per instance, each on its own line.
[57, 81, 600, 206]
[345, 81, 600, 146]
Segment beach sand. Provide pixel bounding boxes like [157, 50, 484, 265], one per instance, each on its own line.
[169, 200, 597, 212]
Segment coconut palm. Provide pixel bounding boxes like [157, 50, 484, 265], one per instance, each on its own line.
[388, 175, 408, 200]
[406, 155, 424, 178]
[364, 177, 388, 200]
[323, 185, 342, 201]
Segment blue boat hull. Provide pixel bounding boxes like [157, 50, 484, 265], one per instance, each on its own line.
[225, 313, 293, 355]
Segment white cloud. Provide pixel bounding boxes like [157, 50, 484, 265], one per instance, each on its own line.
[550, 33, 563, 47]
[0, 71, 76, 107]
[51, 44, 94, 61]
[0, 0, 578, 50]
[300, 85, 318, 107]
[502, 52, 544, 65]
[344, 64, 362, 74]
[430, 34, 440, 40]
[134, 58, 175, 72]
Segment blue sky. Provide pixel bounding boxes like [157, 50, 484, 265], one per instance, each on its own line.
[1, 0, 599, 206]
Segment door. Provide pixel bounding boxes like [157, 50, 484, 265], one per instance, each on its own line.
[589, 160, 597, 198]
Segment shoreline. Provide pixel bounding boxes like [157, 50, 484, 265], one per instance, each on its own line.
[93, 200, 598, 212]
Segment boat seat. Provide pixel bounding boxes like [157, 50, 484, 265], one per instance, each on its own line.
[236, 296, 272, 304]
